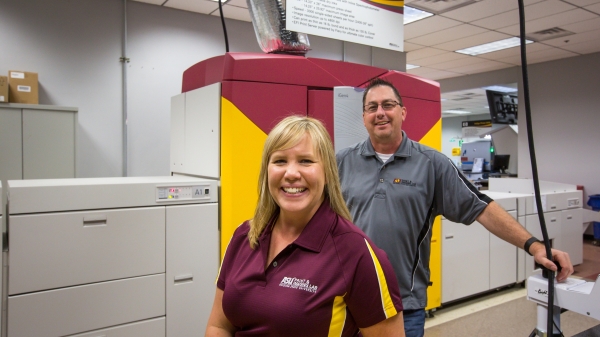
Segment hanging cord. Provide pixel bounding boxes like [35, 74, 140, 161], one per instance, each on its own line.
[218, 0, 230, 52]
[517, 0, 560, 336]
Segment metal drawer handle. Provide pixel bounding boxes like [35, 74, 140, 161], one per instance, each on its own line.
[83, 216, 107, 227]
[550, 218, 557, 222]
[445, 235, 454, 239]
[567, 215, 573, 220]
[174, 274, 194, 284]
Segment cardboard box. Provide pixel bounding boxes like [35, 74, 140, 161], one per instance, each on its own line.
[0, 76, 8, 103]
[8, 70, 39, 104]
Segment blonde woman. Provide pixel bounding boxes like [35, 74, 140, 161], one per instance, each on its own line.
[206, 116, 405, 337]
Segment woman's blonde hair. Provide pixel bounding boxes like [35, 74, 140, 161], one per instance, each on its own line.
[248, 115, 352, 249]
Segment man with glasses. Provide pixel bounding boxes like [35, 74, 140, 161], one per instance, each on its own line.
[336, 78, 574, 337]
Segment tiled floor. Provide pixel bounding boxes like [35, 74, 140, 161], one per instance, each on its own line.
[425, 239, 600, 330]
[573, 238, 600, 281]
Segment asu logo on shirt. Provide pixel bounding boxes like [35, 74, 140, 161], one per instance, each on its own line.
[279, 277, 318, 293]
[393, 178, 416, 187]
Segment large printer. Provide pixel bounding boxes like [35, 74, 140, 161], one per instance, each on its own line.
[173, 52, 443, 310]
[3, 177, 218, 337]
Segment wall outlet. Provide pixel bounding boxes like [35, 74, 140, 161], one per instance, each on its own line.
[567, 198, 580, 207]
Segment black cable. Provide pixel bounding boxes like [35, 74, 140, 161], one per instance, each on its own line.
[218, 0, 229, 52]
[517, 0, 557, 336]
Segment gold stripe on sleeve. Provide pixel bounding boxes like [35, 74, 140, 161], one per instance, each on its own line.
[327, 295, 347, 337]
[365, 239, 398, 318]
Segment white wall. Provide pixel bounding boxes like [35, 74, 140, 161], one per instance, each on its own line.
[517, 52, 600, 202]
[438, 52, 600, 203]
[0, 0, 406, 178]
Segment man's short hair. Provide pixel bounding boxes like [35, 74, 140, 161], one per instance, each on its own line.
[362, 78, 404, 107]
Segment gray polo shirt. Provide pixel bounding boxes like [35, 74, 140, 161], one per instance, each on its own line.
[336, 132, 492, 310]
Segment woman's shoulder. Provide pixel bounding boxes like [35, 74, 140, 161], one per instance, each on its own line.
[330, 216, 371, 245]
[233, 220, 251, 236]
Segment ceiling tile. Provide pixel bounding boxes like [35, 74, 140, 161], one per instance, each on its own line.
[563, 0, 600, 6]
[134, 0, 165, 5]
[586, 3, 600, 13]
[542, 29, 600, 47]
[165, 0, 218, 15]
[428, 55, 486, 69]
[407, 47, 449, 61]
[498, 8, 599, 36]
[560, 17, 600, 33]
[226, 0, 248, 8]
[448, 59, 513, 75]
[471, 10, 519, 30]
[410, 51, 467, 67]
[435, 31, 512, 52]
[559, 37, 600, 53]
[407, 24, 487, 47]
[404, 41, 425, 52]
[471, 0, 578, 30]
[440, 0, 518, 22]
[476, 42, 554, 63]
[407, 67, 462, 81]
[404, 16, 463, 40]
[497, 47, 579, 65]
[210, 4, 252, 21]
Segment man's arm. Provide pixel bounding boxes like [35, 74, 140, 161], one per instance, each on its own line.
[476, 201, 573, 282]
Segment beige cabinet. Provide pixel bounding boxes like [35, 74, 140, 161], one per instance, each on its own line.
[0, 103, 77, 182]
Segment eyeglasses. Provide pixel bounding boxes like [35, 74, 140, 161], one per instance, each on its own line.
[363, 100, 401, 113]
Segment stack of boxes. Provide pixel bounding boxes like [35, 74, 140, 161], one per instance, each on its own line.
[0, 71, 39, 104]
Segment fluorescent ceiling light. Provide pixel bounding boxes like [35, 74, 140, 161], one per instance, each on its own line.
[406, 64, 421, 70]
[444, 110, 471, 115]
[404, 6, 433, 25]
[455, 37, 533, 56]
[482, 85, 517, 93]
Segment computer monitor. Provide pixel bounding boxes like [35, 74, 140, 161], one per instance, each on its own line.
[492, 154, 510, 174]
[486, 90, 517, 125]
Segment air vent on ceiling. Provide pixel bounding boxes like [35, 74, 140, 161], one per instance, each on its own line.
[526, 27, 574, 42]
[452, 97, 472, 101]
[406, 0, 480, 15]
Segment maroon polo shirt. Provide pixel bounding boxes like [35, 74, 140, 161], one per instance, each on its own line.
[217, 199, 403, 336]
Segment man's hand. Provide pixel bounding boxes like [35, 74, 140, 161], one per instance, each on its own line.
[529, 241, 573, 282]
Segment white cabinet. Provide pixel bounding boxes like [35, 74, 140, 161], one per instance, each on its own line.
[559, 208, 583, 265]
[167, 204, 219, 337]
[170, 84, 220, 179]
[6, 177, 219, 337]
[488, 179, 584, 276]
[442, 219, 490, 303]
[442, 193, 518, 303]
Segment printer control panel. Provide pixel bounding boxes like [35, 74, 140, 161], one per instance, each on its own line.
[156, 184, 212, 202]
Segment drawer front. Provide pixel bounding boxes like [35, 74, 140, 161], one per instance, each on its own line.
[8, 274, 165, 337]
[525, 213, 561, 239]
[69, 317, 165, 337]
[492, 197, 517, 212]
[9, 207, 165, 295]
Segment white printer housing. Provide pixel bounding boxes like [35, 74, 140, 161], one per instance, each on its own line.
[4, 176, 218, 337]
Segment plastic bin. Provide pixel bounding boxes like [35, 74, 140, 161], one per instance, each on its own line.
[587, 194, 600, 241]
